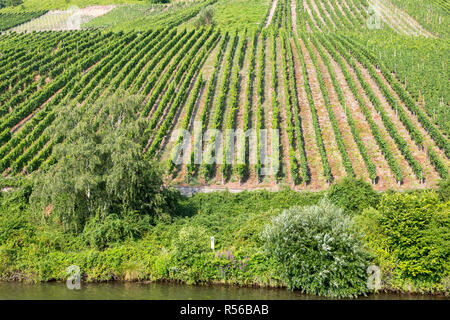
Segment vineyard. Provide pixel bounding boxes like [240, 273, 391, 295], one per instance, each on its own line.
[0, 0, 448, 191]
[0, 11, 47, 31]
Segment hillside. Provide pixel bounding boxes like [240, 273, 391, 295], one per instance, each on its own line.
[0, 0, 448, 192]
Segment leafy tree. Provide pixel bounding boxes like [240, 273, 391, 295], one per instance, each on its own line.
[31, 95, 179, 234]
[261, 199, 372, 298]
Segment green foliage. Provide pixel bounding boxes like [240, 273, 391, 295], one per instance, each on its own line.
[82, 212, 152, 250]
[328, 177, 380, 215]
[0, 10, 46, 31]
[438, 178, 450, 202]
[84, 1, 216, 31]
[376, 191, 449, 282]
[261, 199, 372, 298]
[172, 225, 210, 267]
[30, 95, 178, 234]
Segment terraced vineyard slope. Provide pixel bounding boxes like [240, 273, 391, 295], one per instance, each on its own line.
[0, 0, 448, 191]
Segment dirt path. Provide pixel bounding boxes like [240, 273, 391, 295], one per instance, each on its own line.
[265, 0, 279, 28]
[174, 185, 288, 197]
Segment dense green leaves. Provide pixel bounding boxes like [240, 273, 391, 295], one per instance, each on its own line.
[261, 199, 372, 298]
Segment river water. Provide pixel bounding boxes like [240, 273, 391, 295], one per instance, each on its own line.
[0, 282, 446, 300]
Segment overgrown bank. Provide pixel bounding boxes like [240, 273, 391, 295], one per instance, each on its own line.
[0, 177, 448, 297]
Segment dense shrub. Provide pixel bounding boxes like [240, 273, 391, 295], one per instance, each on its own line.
[376, 191, 449, 283]
[438, 178, 450, 202]
[172, 225, 210, 267]
[261, 199, 372, 298]
[82, 213, 152, 250]
[327, 177, 380, 214]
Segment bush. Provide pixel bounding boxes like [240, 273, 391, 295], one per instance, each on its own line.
[261, 199, 372, 298]
[82, 212, 152, 250]
[376, 191, 449, 283]
[438, 178, 450, 202]
[172, 225, 210, 268]
[328, 177, 380, 214]
[30, 95, 180, 234]
[193, 7, 215, 28]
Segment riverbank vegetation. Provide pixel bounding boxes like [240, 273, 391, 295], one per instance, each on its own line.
[0, 165, 448, 297]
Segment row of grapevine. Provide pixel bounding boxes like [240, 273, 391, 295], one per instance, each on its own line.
[255, 32, 266, 181]
[330, 37, 425, 182]
[302, 34, 355, 177]
[316, 34, 404, 183]
[201, 32, 239, 180]
[186, 33, 229, 180]
[279, 31, 301, 184]
[147, 30, 220, 156]
[284, 34, 310, 184]
[311, 33, 377, 182]
[235, 32, 257, 182]
[294, 35, 333, 183]
[222, 32, 247, 182]
[270, 32, 281, 180]
[168, 73, 205, 175]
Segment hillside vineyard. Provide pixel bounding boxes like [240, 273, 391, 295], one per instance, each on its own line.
[0, 0, 448, 191]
